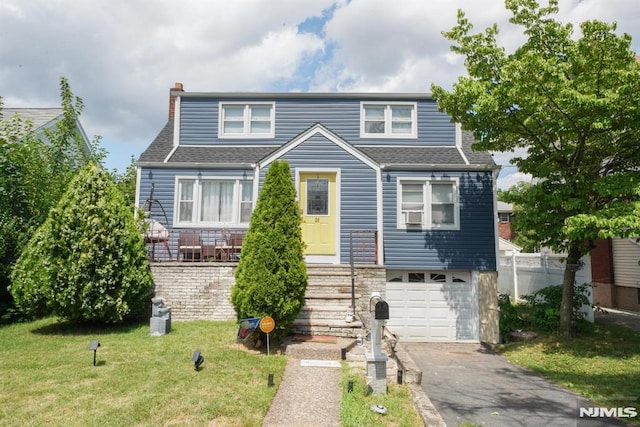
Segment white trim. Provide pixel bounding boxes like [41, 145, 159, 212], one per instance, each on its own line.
[172, 96, 180, 147]
[218, 102, 275, 138]
[253, 165, 260, 212]
[357, 144, 455, 148]
[176, 144, 280, 148]
[296, 167, 341, 265]
[163, 145, 179, 163]
[304, 255, 340, 264]
[172, 175, 254, 228]
[260, 124, 380, 171]
[360, 102, 417, 139]
[492, 169, 500, 269]
[455, 123, 470, 165]
[134, 166, 141, 208]
[396, 176, 461, 230]
[376, 168, 384, 265]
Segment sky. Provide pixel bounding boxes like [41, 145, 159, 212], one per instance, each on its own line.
[1, 0, 639, 189]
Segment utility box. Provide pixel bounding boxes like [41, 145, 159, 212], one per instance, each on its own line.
[150, 297, 172, 336]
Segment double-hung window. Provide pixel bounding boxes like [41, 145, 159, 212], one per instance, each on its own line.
[219, 103, 274, 137]
[361, 102, 417, 138]
[176, 178, 253, 226]
[397, 178, 459, 229]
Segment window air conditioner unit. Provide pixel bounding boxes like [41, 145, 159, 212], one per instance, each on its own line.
[406, 211, 423, 225]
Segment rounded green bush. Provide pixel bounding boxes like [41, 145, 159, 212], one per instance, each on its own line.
[10, 163, 153, 323]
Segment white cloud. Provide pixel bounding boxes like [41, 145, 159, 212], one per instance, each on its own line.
[1, 0, 638, 174]
[497, 171, 533, 191]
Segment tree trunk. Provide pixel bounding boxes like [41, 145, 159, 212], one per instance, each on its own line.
[559, 245, 583, 337]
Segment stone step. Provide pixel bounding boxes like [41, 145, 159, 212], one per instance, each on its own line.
[305, 292, 360, 300]
[284, 342, 342, 360]
[291, 324, 364, 338]
[300, 305, 355, 313]
[298, 312, 356, 322]
[306, 281, 357, 289]
[293, 318, 363, 329]
[305, 287, 357, 295]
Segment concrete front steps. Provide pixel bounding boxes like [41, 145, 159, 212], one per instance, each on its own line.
[291, 265, 365, 338]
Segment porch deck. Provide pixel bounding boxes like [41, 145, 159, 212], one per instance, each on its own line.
[144, 228, 378, 264]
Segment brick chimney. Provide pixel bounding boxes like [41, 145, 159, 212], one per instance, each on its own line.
[168, 82, 184, 120]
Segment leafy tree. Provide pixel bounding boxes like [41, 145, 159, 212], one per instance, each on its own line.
[10, 163, 153, 323]
[432, 0, 640, 336]
[0, 78, 102, 322]
[112, 156, 138, 207]
[231, 160, 307, 339]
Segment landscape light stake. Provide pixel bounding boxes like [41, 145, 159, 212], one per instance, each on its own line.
[89, 340, 100, 366]
[192, 350, 204, 371]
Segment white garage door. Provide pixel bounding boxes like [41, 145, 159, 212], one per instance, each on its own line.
[385, 273, 479, 342]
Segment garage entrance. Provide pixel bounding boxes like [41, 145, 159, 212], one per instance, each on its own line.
[385, 271, 479, 342]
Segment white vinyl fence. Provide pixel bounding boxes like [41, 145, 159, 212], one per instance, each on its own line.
[498, 253, 594, 321]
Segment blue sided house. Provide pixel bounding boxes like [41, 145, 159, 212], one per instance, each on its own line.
[136, 83, 500, 343]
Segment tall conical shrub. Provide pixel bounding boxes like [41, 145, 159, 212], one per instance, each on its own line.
[231, 160, 307, 339]
[10, 163, 153, 323]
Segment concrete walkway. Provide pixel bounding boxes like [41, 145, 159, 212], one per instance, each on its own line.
[262, 357, 341, 427]
[262, 340, 344, 427]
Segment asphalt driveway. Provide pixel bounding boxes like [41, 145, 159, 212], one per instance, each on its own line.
[404, 343, 627, 427]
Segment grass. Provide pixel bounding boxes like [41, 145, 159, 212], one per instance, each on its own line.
[340, 364, 423, 426]
[498, 322, 640, 425]
[0, 318, 286, 427]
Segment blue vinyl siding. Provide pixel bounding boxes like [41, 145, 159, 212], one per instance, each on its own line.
[383, 170, 496, 271]
[178, 97, 455, 147]
[259, 134, 378, 263]
[138, 166, 254, 227]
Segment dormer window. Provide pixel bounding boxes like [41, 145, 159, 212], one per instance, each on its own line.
[361, 102, 417, 138]
[219, 103, 275, 138]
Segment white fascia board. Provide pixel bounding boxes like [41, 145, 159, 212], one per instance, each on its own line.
[456, 123, 470, 165]
[172, 96, 181, 147]
[259, 124, 380, 172]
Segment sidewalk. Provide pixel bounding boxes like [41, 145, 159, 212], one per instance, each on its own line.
[262, 357, 342, 427]
[262, 340, 344, 427]
[262, 336, 444, 427]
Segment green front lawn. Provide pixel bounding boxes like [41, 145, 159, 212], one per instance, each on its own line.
[0, 318, 286, 426]
[1, 317, 423, 426]
[499, 322, 640, 425]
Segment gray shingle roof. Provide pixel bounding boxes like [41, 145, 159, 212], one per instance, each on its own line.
[359, 146, 466, 165]
[169, 146, 278, 164]
[1, 108, 63, 131]
[461, 129, 495, 165]
[138, 121, 174, 163]
[137, 122, 496, 170]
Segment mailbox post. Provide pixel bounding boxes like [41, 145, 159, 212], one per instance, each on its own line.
[366, 292, 389, 394]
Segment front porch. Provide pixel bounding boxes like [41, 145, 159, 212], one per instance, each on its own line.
[144, 228, 379, 265]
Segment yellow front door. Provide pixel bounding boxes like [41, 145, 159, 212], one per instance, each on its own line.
[299, 172, 336, 255]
